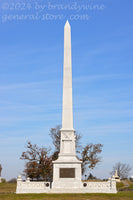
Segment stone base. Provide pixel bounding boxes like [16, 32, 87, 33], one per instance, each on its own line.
[50, 188, 117, 194]
[52, 155, 82, 189]
[52, 160, 82, 189]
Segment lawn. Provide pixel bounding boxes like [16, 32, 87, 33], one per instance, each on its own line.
[0, 183, 16, 193]
[0, 182, 133, 200]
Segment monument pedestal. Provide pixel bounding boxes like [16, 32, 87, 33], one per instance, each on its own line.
[52, 129, 82, 189]
[52, 157, 82, 189]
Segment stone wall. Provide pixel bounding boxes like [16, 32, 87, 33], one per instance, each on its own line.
[16, 176, 51, 194]
[16, 176, 117, 193]
[81, 178, 117, 193]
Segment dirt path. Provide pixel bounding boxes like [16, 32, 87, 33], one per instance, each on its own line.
[122, 180, 130, 187]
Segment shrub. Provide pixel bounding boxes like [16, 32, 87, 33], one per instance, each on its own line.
[1, 178, 6, 183]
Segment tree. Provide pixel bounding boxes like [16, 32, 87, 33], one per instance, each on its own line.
[111, 162, 132, 179]
[1, 178, 6, 183]
[81, 143, 103, 174]
[8, 178, 17, 183]
[49, 125, 82, 154]
[87, 173, 96, 180]
[49, 125, 103, 175]
[49, 125, 61, 152]
[20, 142, 52, 181]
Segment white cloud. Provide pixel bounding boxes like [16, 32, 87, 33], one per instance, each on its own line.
[74, 74, 133, 83]
[0, 79, 60, 90]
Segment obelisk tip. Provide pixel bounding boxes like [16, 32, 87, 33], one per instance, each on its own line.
[65, 20, 70, 28]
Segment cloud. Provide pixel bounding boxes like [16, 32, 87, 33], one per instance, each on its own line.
[0, 73, 132, 91]
[73, 74, 133, 83]
[0, 79, 60, 90]
[79, 121, 133, 137]
[87, 38, 133, 56]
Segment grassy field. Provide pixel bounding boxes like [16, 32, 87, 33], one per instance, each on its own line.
[116, 182, 125, 189]
[0, 183, 16, 193]
[0, 182, 133, 200]
[126, 180, 133, 190]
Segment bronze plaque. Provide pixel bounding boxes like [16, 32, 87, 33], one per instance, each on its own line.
[60, 168, 75, 178]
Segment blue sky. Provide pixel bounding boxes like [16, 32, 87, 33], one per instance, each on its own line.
[0, 0, 133, 180]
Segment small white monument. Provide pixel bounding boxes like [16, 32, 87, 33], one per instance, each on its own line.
[114, 170, 120, 182]
[16, 21, 117, 194]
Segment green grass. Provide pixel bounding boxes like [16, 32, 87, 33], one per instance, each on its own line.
[116, 182, 125, 189]
[128, 184, 133, 189]
[0, 183, 133, 200]
[126, 180, 133, 189]
[0, 183, 16, 193]
[117, 180, 133, 191]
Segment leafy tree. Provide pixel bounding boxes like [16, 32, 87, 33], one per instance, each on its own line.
[20, 142, 52, 181]
[81, 143, 103, 174]
[111, 162, 132, 179]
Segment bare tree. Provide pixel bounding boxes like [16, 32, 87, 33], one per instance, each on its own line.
[49, 125, 61, 152]
[49, 125, 82, 154]
[111, 162, 132, 179]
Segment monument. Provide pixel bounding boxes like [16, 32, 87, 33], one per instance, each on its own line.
[114, 170, 120, 182]
[52, 20, 82, 191]
[16, 21, 117, 193]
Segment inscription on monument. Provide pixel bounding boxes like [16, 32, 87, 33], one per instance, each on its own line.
[60, 168, 75, 178]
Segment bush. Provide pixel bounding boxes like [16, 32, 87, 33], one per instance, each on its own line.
[1, 178, 6, 183]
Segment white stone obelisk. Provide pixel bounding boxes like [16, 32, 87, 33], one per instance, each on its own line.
[62, 20, 73, 130]
[59, 20, 77, 157]
[52, 21, 82, 190]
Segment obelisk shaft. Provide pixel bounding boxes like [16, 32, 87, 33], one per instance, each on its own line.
[62, 21, 73, 130]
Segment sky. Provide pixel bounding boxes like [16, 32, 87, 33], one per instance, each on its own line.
[0, 0, 133, 180]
